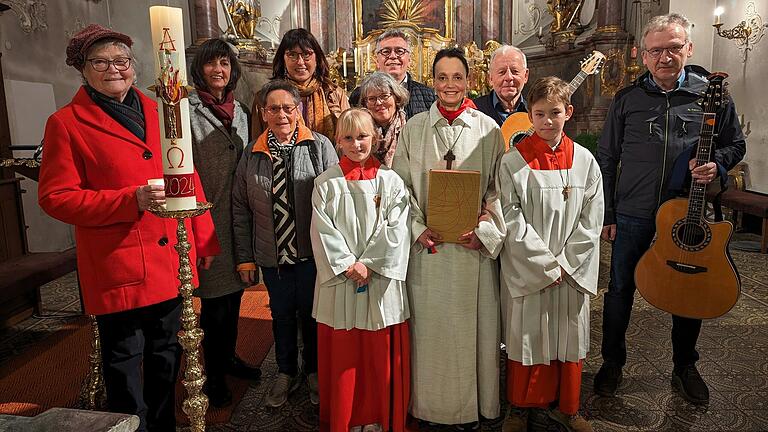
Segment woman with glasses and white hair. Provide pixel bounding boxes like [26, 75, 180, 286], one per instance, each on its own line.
[38, 24, 219, 431]
[358, 72, 409, 167]
[232, 79, 338, 408]
[250, 28, 349, 141]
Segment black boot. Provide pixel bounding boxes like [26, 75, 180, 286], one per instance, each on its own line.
[204, 375, 232, 408]
[594, 363, 623, 396]
[672, 364, 709, 405]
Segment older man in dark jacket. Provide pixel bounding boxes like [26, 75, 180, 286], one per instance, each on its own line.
[349, 29, 435, 118]
[595, 13, 746, 407]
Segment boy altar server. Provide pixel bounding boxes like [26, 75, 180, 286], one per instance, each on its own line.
[311, 108, 412, 432]
[498, 77, 604, 432]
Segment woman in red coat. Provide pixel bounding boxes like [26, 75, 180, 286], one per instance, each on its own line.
[37, 24, 219, 432]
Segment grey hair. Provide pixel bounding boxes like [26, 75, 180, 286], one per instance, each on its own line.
[375, 29, 410, 50]
[489, 44, 527, 68]
[641, 13, 692, 50]
[256, 79, 301, 107]
[80, 39, 136, 85]
[358, 71, 409, 109]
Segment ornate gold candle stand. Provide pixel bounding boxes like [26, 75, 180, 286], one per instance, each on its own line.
[149, 201, 213, 432]
[78, 315, 107, 410]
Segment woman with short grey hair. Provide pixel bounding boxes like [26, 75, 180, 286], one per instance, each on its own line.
[358, 71, 409, 167]
[232, 79, 338, 408]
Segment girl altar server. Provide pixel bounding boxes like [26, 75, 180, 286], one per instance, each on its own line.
[310, 108, 412, 432]
[498, 77, 603, 432]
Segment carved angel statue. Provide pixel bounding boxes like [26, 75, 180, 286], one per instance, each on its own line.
[225, 0, 261, 39]
[547, 0, 584, 33]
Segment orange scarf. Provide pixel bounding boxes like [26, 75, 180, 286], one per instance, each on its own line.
[291, 77, 335, 139]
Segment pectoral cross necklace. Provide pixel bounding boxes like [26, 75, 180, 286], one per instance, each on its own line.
[434, 124, 465, 169]
[555, 159, 571, 200]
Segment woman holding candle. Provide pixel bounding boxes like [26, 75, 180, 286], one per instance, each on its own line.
[311, 108, 412, 432]
[357, 72, 409, 167]
[38, 24, 219, 432]
[188, 37, 261, 408]
[250, 28, 349, 141]
[233, 79, 339, 408]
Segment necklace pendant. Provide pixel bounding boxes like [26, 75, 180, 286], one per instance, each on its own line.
[374, 195, 381, 208]
[562, 186, 571, 200]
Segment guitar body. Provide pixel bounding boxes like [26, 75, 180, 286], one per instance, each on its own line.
[500, 112, 533, 151]
[635, 198, 740, 319]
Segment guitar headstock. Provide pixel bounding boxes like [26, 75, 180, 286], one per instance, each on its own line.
[701, 72, 729, 114]
[580, 51, 606, 75]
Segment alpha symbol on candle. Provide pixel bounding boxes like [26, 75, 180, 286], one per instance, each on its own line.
[159, 28, 177, 51]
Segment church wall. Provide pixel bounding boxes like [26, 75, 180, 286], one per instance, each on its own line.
[711, 0, 767, 194]
[0, 0, 192, 252]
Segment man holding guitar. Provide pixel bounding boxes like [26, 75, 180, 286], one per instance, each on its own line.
[473, 44, 529, 126]
[595, 13, 746, 405]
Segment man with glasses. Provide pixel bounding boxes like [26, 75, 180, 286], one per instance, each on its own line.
[595, 13, 745, 405]
[472, 44, 529, 127]
[349, 29, 435, 118]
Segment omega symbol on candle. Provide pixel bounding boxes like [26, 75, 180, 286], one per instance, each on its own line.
[166, 146, 186, 169]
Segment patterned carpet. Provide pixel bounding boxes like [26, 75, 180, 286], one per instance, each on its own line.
[1, 234, 767, 431]
[210, 235, 768, 432]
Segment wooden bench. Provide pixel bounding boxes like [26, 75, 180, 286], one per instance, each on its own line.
[0, 248, 77, 328]
[715, 189, 768, 254]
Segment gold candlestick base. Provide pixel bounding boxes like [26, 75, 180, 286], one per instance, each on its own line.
[78, 314, 107, 410]
[149, 201, 213, 432]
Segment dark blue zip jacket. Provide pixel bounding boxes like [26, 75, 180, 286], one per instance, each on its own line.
[598, 65, 746, 225]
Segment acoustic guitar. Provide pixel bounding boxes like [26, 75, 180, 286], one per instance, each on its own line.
[634, 73, 740, 319]
[500, 50, 605, 150]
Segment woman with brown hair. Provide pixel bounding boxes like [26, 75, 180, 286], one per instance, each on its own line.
[251, 28, 349, 141]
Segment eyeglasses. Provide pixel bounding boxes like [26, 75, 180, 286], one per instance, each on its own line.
[364, 93, 393, 105]
[644, 43, 688, 59]
[86, 57, 132, 72]
[376, 47, 409, 58]
[264, 104, 298, 115]
[285, 51, 314, 62]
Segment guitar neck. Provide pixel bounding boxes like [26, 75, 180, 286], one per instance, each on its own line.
[567, 71, 588, 95]
[686, 113, 716, 224]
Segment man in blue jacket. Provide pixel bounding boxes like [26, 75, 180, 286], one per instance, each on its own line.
[595, 13, 746, 405]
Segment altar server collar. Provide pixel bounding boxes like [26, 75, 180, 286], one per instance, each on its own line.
[437, 98, 476, 125]
[340, 156, 380, 180]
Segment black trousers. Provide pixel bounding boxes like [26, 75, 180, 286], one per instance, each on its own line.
[261, 260, 317, 376]
[96, 297, 182, 432]
[200, 289, 245, 380]
[601, 214, 702, 369]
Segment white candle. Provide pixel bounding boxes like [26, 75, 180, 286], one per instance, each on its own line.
[714, 7, 724, 25]
[342, 51, 347, 77]
[354, 47, 359, 74]
[149, 6, 196, 211]
[538, 26, 543, 38]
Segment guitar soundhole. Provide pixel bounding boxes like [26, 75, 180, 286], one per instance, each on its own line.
[672, 220, 712, 252]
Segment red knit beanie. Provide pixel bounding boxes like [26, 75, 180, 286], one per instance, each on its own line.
[66, 24, 133, 71]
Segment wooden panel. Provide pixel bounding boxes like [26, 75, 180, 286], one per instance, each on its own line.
[0, 180, 25, 261]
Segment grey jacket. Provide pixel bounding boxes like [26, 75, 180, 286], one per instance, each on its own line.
[189, 91, 250, 298]
[232, 127, 338, 268]
[598, 65, 746, 225]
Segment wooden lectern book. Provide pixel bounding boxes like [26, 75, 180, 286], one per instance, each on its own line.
[427, 169, 481, 243]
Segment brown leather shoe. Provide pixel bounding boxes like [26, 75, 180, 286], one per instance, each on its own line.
[547, 410, 593, 432]
[501, 407, 527, 432]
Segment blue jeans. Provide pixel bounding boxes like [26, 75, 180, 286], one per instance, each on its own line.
[262, 260, 317, 376]
[600, 214, 702, 369]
